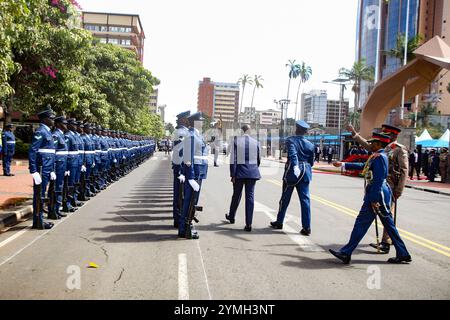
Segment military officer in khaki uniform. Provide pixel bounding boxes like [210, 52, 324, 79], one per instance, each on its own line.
[346, 124, 408, 254]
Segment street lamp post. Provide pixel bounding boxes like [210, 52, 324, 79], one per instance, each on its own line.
[274, 99, 290, 160]
[323, 78, 350, 161]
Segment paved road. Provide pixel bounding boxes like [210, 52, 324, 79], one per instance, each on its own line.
[0, 152, 449, 299]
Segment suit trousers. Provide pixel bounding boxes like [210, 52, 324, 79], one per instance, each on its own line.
[276, 180, 311, 230]
[228, 179, 257, 226]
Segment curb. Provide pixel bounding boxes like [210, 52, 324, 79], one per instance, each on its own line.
[405, 185, 450, 196]
[0, 203, 33, 231]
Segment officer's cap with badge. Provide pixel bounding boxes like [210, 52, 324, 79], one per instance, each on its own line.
[54, 116, 68, 124]
[187, 112, 204, 122]
[367, 132, 391, 145]
[176, 110, 191, 119]
[381, 124, 401, 135]
[37, 105, 56, 120]
[67, 118, 77, 126]
[295, 120, 310, 130]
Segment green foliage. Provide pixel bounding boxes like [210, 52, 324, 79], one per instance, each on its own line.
[416, 123, 445, 139]
[339, 59, 374, 110]
[385, 33, 423, 62]
[416, 103, 438, 127]
[1, 0, 161, 136]
[13, 139, 30, 159]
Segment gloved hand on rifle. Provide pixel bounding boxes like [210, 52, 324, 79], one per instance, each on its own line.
[50, 172, 56, 180]
[188, 179, 200, 192]
[64, 170, 70, 176]
[113, 159, 117, 163]
[177, 174, 186, 183]
[31, 172, 42, 185]
[81, 165, 87, 172]
[91, 163, 95, 168]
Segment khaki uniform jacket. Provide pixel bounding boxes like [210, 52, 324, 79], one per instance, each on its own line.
[352, 133, 408, 197]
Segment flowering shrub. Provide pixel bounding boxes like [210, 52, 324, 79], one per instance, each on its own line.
[40, 65, 58, 78]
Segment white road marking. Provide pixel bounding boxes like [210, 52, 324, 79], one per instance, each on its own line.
[0, 227, 30, 249]
[178, 253, 189, 300]
[254, 201, 324, 252]
[0, 198, 96, 267]
[196, 240, 212, 300]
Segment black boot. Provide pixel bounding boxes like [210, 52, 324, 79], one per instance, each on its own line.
[387, 255, 412, 264]
[329, 249, 351, 264]
[270, 221, 283, 229]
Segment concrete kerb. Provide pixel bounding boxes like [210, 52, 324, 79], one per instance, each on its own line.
[0, 202, 33, 231]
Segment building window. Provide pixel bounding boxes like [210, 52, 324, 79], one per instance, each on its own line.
[99, 38, 107, 43]
[109, 38, 119, 44]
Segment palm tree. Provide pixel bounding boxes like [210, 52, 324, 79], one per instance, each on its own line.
[347, 110, 361, 130]
[294, 62, 312, 121]
[250, 75, 264, 108]
[339, 59, 374, 111]
[385, 33, 423, 62]
[238, 74, 253, 117]
[417, 102, 437, 127]
[286, 60, 300, 101]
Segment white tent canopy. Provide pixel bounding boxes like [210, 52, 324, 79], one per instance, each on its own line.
[438, 129, 449, 142]
[416, 129, 433, 142]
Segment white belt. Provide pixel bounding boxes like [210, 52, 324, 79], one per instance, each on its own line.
[95, 150, 101, 153]
[85, 151, 95, 154]
[101, 151, 108, 154]
[194, 156, 209, 160]
[56, 151, 69, 155]
[68, 151, 79, 155]
[38, 149, 55, 154]
[6, 141, 16, 144]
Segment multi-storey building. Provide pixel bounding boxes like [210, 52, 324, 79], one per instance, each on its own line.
[301, 90, 328, 127]
[197, 77, 240, 124]
[356, 0, 450, 115]
[326, 99, 350, 128]
[81, 11, 145, 63]
[149, 88, 159, 113]
[256, 109, 281, 126]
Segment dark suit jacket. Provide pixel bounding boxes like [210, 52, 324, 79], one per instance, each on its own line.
[230, 135, 261, 180]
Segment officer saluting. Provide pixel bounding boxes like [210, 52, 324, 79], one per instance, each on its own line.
[178, 112, 208, 239]
[172, 110, 190, 228]
[2, 123, 15, 176]
[330, 132, 411, 264]
[347, 124, 408, 254]
[270, 120, 315, 236]
[29, 107, 57, 230]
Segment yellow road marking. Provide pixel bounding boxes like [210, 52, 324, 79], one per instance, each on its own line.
[266, 179, 450, 258]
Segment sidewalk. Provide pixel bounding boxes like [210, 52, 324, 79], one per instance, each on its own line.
[0, 161, 33, 230]
[264, 157, 450, 196]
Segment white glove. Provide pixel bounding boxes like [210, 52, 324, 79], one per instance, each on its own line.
[91, 163, 95, 168]
[122, 156, 126, 160]
[188, 179, 200, 192]
[64, 170, 70, 176]
[50, 172, 56, 180]
[113, 159, 117, 163]
[31, 172, 42, 185]
[178, 174, 186, 183]
[81, 165, 87, 172]
[293, 165, 301, 178]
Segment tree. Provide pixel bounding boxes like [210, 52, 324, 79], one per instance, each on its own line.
[346, 110, 361, 130]
[285, 60, 300, 101]
[385, 33, 423, 62]
[250, 74, 263, 109]
[238, 74, 253, 117]
[165, 122, 175, 134]
[339, 59, 374, 111]
[417, 102, 438, 128]
[294, 61, 312, 121]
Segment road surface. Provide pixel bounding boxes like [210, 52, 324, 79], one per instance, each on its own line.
[0, 152, 449, 299]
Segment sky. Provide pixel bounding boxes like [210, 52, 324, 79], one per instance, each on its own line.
[78, 0, 359, 125]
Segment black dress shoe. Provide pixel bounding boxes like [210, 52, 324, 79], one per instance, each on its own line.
[270, 221, 283, 229]
[173, 221, 179, 228]
[300, 228, 311, 236]
[244, 225, 252, 232]
[47, 214, 60, 220]
[369, 242, 390, 254]
[4, 173, 15, 176]
[329, 249, 351, 264]
[58, 212, 67, 218]
[387, 255, 412, 264]
[225, 214, 235, 224]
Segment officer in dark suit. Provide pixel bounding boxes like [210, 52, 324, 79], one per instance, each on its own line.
[29, 108, 57, 230]
[178, 112, 208, 239]
[225, 124, 261, 232]
[330, 132, 411, 264]
[270, 120, 315, 236]
[1, 123, 15, 176]
[172, 110, 190, 228]
[51, 116, 69, 219]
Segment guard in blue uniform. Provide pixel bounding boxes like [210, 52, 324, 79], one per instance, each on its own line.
[65, 119, 81, 209]
[270, 120, 314, 236]
[74, 121, 87, 203]
[329, 132, 411, 264]
[2, 123, 15, 176]
[29, 108, 57, 230]
[172, 110, 190, 228]
[51, 116, 69, 219]
[81, 123, 95, 198]
[178, 112, 208, 239]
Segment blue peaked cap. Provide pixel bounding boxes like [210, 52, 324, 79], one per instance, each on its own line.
[176, 110, 191, 119]
[296, 120, 310, 129]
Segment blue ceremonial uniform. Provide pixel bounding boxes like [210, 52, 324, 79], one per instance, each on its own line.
[172, 125, 189, 223]
[275, 135, 314, 231]
[81, 132, 95, 196]
[65, 130, 79, 188]
[178, 127, 208, 235]
[52, 128, 68, 216]
[1, 130, 15, 175]
[29, 124, 55, 226]
[339, 150, 410, 258]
